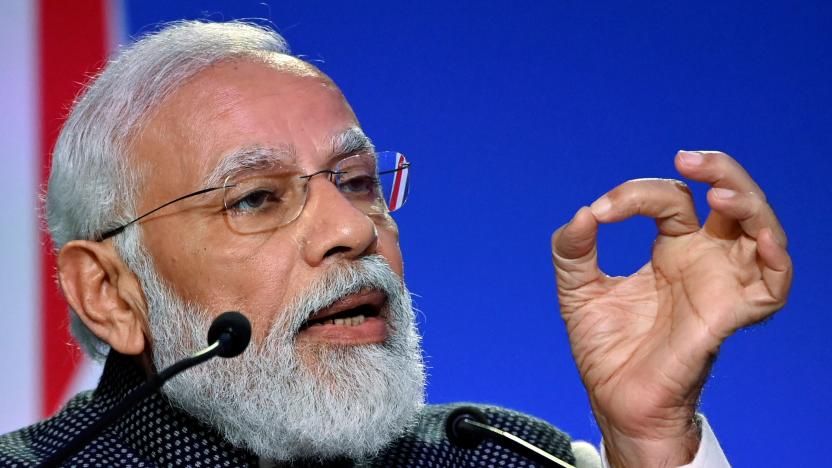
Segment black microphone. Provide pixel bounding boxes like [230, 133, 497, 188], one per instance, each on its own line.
[207, 310, 252, 358]
[445, 406, 576, 468]
[39, 311, 252, 467]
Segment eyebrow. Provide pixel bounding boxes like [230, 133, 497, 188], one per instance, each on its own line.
[202, 126, 374, 188]
[331, 126, 375, 158]
[202, 145, 294, 187]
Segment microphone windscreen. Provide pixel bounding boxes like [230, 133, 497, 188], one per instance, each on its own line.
[207, 311, 252, 358]
[445, 406, 488, 449]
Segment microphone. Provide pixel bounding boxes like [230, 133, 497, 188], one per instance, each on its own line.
[39, 311, 252, 467]
[445, 406, 576, 468]
[207, 310, 252, 358]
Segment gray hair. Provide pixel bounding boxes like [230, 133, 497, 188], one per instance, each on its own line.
[45, 20, 291, 360]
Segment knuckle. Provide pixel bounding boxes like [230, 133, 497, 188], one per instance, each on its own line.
[748, 189, 768, 203]
[668, 178, 690, 189]
[665, 178, 694, 198]
[736, 195, 760, 220]
[745, 190, 765, 208]
[604, 184, 629, 204]
[610, 178, 696, 210]
[655, 179, 695, 207]
[618, 178, 657, 196]
[619, 186, 643, 207]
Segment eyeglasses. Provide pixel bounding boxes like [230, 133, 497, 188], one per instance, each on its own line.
[97, 150, 411, 241]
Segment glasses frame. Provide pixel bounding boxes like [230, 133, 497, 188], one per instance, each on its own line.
[95, 157, 410, 242]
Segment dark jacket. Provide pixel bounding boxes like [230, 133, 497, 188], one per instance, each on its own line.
[0, 352, 575, 467]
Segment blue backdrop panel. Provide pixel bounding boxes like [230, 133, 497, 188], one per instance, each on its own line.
[123, 1, 832, 465]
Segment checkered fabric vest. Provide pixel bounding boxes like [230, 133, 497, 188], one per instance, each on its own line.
[0, 352, 575, 467]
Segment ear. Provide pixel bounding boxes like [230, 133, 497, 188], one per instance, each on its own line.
[57, 240, 148, 355]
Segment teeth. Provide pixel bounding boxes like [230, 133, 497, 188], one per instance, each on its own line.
[306, 314, 369, 328]
[323, 314, 367, 326]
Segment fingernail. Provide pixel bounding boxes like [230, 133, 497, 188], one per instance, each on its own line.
[590, 197, 611, 217]
[712, 188, 736, 199]
[680, 151, 704, 166]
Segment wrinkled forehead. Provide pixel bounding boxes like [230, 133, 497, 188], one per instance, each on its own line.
[130, 53, 360, 207]
[131, 51, 330, 138]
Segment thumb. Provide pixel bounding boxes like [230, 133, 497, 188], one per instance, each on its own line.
[551, 206, 603, 292]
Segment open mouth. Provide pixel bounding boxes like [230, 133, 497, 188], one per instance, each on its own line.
[299, 289, 387, 331]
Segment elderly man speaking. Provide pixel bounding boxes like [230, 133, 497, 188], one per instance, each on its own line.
[0, 21, 791, 467]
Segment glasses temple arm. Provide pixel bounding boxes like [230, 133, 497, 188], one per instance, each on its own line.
[377, 162, 411, 176]
[97, 185, 227, 241]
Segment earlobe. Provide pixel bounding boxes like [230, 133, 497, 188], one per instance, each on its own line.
[57, 240, 148, 355]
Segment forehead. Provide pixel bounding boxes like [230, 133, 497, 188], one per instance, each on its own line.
[132, 55, 359, 203]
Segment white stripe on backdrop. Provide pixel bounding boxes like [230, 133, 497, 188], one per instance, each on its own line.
[0, 0, 112, 434]
[0, 0, 38, 434]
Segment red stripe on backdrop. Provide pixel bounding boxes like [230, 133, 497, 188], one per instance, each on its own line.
[38, 0, 110, 417]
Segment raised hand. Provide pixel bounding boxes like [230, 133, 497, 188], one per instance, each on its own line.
[551, 151, 792, 467]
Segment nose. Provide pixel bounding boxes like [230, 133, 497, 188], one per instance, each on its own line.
[298, 176, 378, 266]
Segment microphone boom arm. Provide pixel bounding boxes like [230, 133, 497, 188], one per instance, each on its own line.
[458, 418, 575, 468]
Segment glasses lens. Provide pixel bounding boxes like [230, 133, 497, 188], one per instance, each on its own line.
[335, 152, 385, 215]
[375, 151, 410, 212]
[222, 151, 410, 235]
[223, 172, 306, 234]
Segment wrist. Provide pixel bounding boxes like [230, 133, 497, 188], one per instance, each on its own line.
[600, 416, 701, 468]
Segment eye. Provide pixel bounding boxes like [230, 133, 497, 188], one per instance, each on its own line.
[338, 175, 379, 195]
[228, 189, 279, 214]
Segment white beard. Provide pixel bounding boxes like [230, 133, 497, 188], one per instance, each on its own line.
[141, 254, 426, 462]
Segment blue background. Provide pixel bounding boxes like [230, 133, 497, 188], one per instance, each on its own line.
[124, 1, 830, 465]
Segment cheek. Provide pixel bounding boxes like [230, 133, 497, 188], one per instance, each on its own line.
[376, 224, 404, 278]
[146, 227, 301, 340]
[141, 226, 201, 292]
[204, 242, 301, 341]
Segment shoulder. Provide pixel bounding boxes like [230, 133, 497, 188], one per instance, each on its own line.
[369, 402, 576, 467]
[0, 391, 95, 465]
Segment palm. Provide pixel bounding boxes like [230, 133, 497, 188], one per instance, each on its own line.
[565, 231, 765, 434]
[552, 152, 792, 444]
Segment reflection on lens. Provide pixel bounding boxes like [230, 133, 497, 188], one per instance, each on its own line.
[376, 151, 410, 212]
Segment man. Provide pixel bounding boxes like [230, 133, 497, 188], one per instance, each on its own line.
[0, 20, 791, 467]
